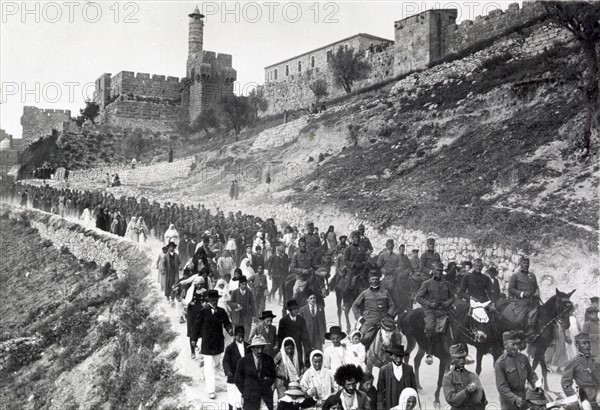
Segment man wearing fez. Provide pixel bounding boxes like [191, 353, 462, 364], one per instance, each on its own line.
[495, 330, 539, 409]
[562, 332, 600, 410]
[278, 299, 311, 366]
[191, 289, 234, 400]
[442, 343, 487, 410]
[223, 325, 249, 410]
[377, 345, 417, 409]
[235, 335, 277, 410]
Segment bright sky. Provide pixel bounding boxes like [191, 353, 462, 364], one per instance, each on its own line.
[0, 1, 522, 138]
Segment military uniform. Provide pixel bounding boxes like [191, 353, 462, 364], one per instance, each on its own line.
[562, 333, 600, 409]
[505, 269, 540, 328]
[343, 242, 368, 276]
[443, 344, 487, 410]
[494, 332, 538, 410]
[415, 276, 455, 338]
[351, 286, 396, 346]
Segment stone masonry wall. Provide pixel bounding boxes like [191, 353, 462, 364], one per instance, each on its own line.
[98, 100, 186, 132]
[94, 72, 185, 108]
[21, 106, 72, 145]
[67, 156, 196, 185]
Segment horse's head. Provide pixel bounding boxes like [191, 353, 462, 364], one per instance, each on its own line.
[379, 314, 398, 347]
[554, 288, 576, 329]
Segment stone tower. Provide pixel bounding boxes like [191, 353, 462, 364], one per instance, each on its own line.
[185, 6, 237, 125]
[187, 6, 204, 77]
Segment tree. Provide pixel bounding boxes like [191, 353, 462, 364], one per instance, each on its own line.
[76, 100, 100, 126]
[191, 108, 220, 135]
[544, 1, 600, 158]
[328, 46, 371, 94]
[248, 88, 269, 119]
[309, 78, 329, 103]
[120, 127, 145, 158]
[220, 95, 254, 140]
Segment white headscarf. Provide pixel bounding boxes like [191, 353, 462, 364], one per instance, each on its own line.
[301, 350, 334, 401]
[184, 275, 205, 306]
[394, 388, 421, 410]
[164, 224, 179, 245]
[280, 337, 300, 383]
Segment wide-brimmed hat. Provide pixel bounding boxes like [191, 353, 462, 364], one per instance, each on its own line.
[259, 310, 277, 320]
[206, 290, 221, 299]
[449, 343, 468, 358]
[586, 306, 599, 314]
[234, 325, 245, 336]
[286, 299, 300, 310]
[248, 335, 269, 348]
[386, 345, 409, 357]
[325, 326, 347, 340]
[285, 382, 306, 397]
[167, 241, 177, 248]
[193, 276, 205, 285]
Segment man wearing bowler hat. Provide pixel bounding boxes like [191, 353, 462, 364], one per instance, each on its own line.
[443, 343, 487, 410]
[495, 330, 539, 409]
[230, 275, 256, 338]
[224, 325, 249, 410]
[235, 335, 277, 410]
[249, 310, 279, 357]
[278, 299, 311, 366]
[191, 289, 234, 400]
[377, 345, 417, 409]
[562, 332, 600, 410]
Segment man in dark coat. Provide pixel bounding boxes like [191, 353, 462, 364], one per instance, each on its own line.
[191, 289, 234, 400]
[267, 245, 290, 304]
[163, 241, 181, 301]
[223, 326, 249, 410]
[230, 276, 255, 338]
[377, 345, 417, 409]
[442, 343, 487, 410]
[235, 335, 277, 410]
[458, 259, 495, 303]
[277, 299, 311, 366]
[298, 291, 327, 353]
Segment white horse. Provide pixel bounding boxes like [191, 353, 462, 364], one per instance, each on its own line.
[365, 315, 408, 373]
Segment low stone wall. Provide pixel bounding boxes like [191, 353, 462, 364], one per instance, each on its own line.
[68, 156, 196, 185]
[250, 117, 309, 152]
[0, 204, 149, 279]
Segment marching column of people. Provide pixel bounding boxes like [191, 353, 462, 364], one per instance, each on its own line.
[5, 181, 599, 410]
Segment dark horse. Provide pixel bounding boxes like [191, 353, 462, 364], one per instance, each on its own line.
[282, 266, 329, 317]
[328, 255, 373, 334]
[399, 288, 575, 403]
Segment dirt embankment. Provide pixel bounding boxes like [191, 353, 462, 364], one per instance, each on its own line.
[0, 207, 188, 410]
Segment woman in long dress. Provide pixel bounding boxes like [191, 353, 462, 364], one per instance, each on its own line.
[136, 217, 149, 244]
[124, 216, 138, 241]
[164, 224, 180, 246]
[81, 206, 93, 227]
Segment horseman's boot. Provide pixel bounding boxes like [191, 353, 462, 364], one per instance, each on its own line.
[425, 336, 434, 365]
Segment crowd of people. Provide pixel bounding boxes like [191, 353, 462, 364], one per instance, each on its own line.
[4, 181, 600, 410]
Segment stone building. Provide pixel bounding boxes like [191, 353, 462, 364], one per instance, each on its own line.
[262, 1, 547, 115]
[92, 7, 237, 129]
[0, 129, 25, 177]
[20, 107, 72, 145]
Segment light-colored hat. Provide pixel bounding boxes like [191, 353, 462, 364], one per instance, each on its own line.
[248, 335, 270, 348]
[193, 276, 205, 285]
[284, 382, 305, 397]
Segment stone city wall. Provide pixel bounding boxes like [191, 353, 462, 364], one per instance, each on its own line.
[98, 100, 186, 132]
[20, 106, 72, 145]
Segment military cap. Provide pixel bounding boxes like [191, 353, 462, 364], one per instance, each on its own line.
[586, 306, 599, 314]
[526, 388, 548, 405]
[386, 239, 395, 246]
[426, 238, 436, 244]
[358, 224, 365, 229]
[449, 343, 468, 358]
[298, 236, 307, 243]
[306, 221, 314, 228]
[503, 330, 520, 343]
[432, 262, 444, 270]
[351, 230, 361, 238]
[574, 332, 591, 343]
[339, 235, 347, 241]
[591, 296, 599, 303]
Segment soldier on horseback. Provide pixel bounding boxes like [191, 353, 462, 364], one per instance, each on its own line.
[415, 262, 455, 364]
[290, 237, 319, 301]
[410, 238, 440, 300]
[503, 256, 541, 338]
[351, 272, 396, 350]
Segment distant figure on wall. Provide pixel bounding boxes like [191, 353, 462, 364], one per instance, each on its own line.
[233, 180, 240, 200]
[230, 180, 236, 200]
[284, 109, 288, 124]
[266, 173, 271, 192]
[131, 158, 137, 169]
[168, 147, 174, 163]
